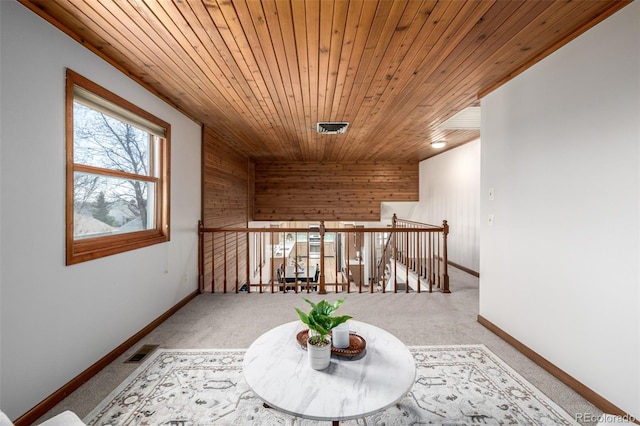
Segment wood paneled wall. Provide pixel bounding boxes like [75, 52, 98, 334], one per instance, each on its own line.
[202, 126, 250, 292]
[253, 162, 419, 221]
[201, 140, 418, 289]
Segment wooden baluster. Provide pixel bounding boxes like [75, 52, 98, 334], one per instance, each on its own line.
[306, 230, 311, 293]
[393, 232, 401, 293]
[223, 232, 228, 293]
[198, 221, 204, 294]
[319, 221, 326, 294]
[258, 232, 263, 293]
[344, 233, 351, 287]
[405, 229, 409, 293]
[358, 252, 363, 294]
[425, 231, 429, 286]
[211, 231, 215, 293]
[336, 232, 342, 294]
[412, 227, 416, 273]
[280, 231, 287, 294]
[441, 220, 450, 293]
[417, 230, 421, 293]
[235, 232, 239, 293]
[294, 233, 299, 294]
[372, 232, 376, 292]
[428, 232, 433, 293]
[270, 232, 275, 294]
[246, 231, 251, 294]
[436, 230, 441, 290]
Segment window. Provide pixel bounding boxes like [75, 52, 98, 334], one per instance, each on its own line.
[66, 69, 170, 265]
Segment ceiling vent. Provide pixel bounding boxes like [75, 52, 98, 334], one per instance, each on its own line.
[316, 122, 349, 134]
[437, 106, 481, 130]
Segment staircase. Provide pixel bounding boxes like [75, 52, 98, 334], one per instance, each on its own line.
[383, 258, 429, 292]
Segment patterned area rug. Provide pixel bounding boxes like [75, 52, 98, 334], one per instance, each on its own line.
[84, 345, 579, 425]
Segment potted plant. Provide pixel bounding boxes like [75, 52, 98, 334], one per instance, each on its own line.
[295, 297, 352, 370]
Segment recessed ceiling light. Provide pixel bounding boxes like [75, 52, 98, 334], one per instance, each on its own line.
[431, 140, 446, 149]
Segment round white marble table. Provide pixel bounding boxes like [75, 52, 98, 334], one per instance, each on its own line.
[243, 320, 416, 424]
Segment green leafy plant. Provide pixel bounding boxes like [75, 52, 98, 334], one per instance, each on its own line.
[295, 297, 352, 346]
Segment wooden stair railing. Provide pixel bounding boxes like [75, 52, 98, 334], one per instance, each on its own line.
[391, 216, 450, 293]
[198, 216, 450, 294]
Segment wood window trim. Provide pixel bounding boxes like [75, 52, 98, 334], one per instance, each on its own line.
[65, 69, 171, 265]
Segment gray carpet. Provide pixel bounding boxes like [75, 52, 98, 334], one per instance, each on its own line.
[36, 267, 602, 425]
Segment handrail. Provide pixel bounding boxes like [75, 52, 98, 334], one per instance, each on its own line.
[375, 229, 395, 290]
[198, 216, 449, 295]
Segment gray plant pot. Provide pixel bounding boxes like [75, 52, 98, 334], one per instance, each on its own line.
[307, 337, 331, 370]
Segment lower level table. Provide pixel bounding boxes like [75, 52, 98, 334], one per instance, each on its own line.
[243, 320, 415, 424]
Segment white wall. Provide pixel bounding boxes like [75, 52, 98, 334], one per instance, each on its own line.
[410, 140, 481, 273]
[0, 2, 201, 420]
[480, 1, 639, 418]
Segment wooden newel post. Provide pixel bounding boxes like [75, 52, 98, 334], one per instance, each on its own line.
[246, 232, 251, 293]
[441, 220, 451, 293]
[198, 220, 204, 294]
[319, 221, 327, 294]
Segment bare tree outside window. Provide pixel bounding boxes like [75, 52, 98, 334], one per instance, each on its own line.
[66, 69, 169, 265]
[73, 102, 155, 238]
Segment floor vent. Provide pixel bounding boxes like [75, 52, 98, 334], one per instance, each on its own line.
[124, 344, 159, 363]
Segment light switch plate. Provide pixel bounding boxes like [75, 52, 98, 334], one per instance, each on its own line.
[488, 187, 495, 200]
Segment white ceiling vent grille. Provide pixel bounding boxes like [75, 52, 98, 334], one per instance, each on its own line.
[316, 122, 349, 134]
[437, 106, 481, 130]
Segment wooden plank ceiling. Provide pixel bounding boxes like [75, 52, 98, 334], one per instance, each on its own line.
[21, 0, 630, 163]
